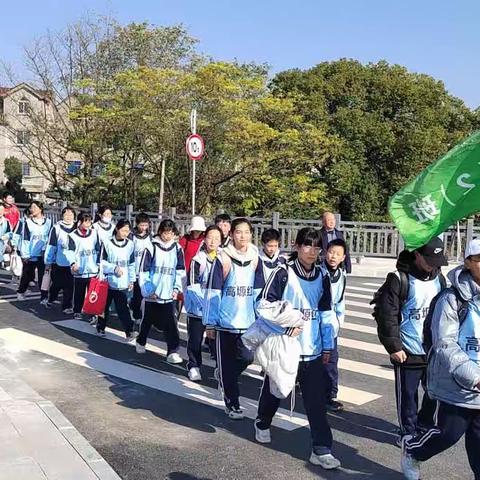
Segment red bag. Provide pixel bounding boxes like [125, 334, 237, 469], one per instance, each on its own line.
[82, 276, 109, 316]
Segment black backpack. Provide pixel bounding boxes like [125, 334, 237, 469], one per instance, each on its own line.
[370, 271, 447, 322]
[422, 287, 469, 356]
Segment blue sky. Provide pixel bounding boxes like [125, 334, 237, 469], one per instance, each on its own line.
[1, 0, 478, 107]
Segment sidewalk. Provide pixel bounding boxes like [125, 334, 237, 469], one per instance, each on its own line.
[0, 364, 120, 480]
[351, 256, 462, 278]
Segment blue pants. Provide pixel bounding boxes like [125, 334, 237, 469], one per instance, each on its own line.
[394, 365, 436, 435]
[407, 401, 480, 479]
[257, 357, 333, 455]
[324, 338, 339, 401]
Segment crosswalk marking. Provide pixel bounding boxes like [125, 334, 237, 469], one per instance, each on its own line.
[53, 319, 383, 405]
[338, 337, 386, 355]
[346, 286, 377, 293]
[346, 291, 373, 300]
[0, 293, 41, 304]
[345, 310, 374, 320]
[342, 321, 377, 335]
[346, 299, 373, 309]
[364, 282, 383, 288]
[0, 327, 310, 430]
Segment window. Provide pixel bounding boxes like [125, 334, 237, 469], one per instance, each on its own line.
[16, 130, 30, 145]
[66, 160, 82, 175]
[22, 163, 31, 177]
[18, 99, 29, 114]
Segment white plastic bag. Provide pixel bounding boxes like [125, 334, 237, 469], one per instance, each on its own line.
[41, 268, 51, 292]
[10, 252, 23, 277]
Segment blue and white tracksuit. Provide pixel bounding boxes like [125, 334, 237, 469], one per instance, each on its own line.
[130, 232, 153, 320]
[44, 221, 75, 309]
[185, 248, 216, 369]
[0, 218, 12, 262]
[93, 221, 114, 246]
[256, 258, 336, 455]
[258, 250, 286, 286]
[97, 237, 136, 335]
[137, 238, 186, 354]
[16, 217, 52, 299]
[204, 245, 263, 410]
[66, 228, 101, 314]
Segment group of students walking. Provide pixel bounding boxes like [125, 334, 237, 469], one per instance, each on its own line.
[2, 195, 480, 478]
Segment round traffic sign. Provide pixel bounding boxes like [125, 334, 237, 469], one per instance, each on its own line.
[186, 134, 205, 161]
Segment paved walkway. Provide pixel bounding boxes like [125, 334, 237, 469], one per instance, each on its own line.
[0, 364, 120, 480]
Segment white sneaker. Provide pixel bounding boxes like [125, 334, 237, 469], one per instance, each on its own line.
[89, 316, 98, 326]
[401, 437, 421, 480]
[40, 299, 51, 308]
[73, 313, 83, 320]
[16, 293, 26, 301]
[63, 308, 74, 315]
[29, 281, 36, 287]
[188, 368, 202, 382]
[309, 452, 341, 470]
[254, 420, 271, 443]
[225, 407, 244, 420]
[135, 342, 146, 354]
[125, 331, 138, 343]
[167, 352, 183, 364]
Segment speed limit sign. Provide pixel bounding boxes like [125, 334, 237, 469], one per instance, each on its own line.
[186, 134, 205, 161]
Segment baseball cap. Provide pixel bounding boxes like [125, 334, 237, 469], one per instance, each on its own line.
[465, 238, 480, 259]
[415, 237, 448, 268]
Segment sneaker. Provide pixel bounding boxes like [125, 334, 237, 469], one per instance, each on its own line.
[29, 281, 36, 287]
[125, 331, 138, 343]
[135, 342, 146, 354]
[40, 299, 51, 308]
[96, 328, 106, 336]
[327, 399, 344, 412]
[16, 293, 26, 301]
[225, 406, 244, 420]
[73, 313, 83, 320]
[188, 367, 202, 382]
[401, 437, 421, 480]
[166, 352, 183, 364]
[89, 316, 98, 326]
[63, 308, 74, 315]
[309, 452, 341, 470]
[254, 420, 271, 443]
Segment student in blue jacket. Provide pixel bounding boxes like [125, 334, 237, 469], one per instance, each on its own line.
[16, 201, 52, 301]
[185, 225, 223, 382]
[66, 212, 101, 320]
[93, 205, 114, 246]
[130, 212, 152, 323]
[97, 219, 136, 339]
[204, 218, 263, 419]
[254, 227, 341, 471]
[44, 206, 76, 313]
[0, 202, 12, 266]
[136, 219, 186, 364]
[258, 228, 286, 285]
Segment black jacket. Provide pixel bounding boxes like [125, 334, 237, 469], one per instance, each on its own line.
[376, 250, 444, 367]
[319, 227, 352, 274]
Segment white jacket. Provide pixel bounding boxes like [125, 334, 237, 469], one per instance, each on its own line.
[242, 300, 305, 398]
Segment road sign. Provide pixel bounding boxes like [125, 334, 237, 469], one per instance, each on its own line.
[186, 134, 205, 161]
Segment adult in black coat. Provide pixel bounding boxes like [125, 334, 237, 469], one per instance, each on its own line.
[319, 212, 352, 274]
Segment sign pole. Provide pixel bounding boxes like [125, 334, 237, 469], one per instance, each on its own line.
[191, 109, 197, 215]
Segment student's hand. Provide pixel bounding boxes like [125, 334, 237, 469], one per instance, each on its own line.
[128, 283, 133, 291]
[172, 290, 178, 300]
[390, 350, 407, 363]
[289, 327, 303, 337]
[114, 266, 123, 277]
[321, 352, 331, 364]
[206, 329, 216, 340]
[71, 263, 80, 273]
[149, 293, 158, 300]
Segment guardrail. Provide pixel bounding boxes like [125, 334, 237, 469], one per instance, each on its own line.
[17, 202, 479, 260]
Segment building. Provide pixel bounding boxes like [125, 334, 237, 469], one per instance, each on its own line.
[0, 83, 55, 199]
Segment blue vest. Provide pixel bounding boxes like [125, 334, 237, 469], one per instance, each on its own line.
[400, 275, 442, 355]
[133, 233, 153, 277]
[458, 303, 480, 364]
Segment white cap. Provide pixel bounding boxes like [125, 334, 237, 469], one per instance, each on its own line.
[465, 238, 480, 259]
[189, 216, 206, 233]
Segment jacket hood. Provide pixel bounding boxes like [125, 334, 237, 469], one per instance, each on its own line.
[447, 265, 480, 301]
[223, 243, 258, 263]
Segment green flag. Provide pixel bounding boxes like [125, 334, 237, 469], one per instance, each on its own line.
[389, 130, 480, 250]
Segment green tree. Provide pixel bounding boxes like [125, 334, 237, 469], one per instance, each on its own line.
[2, 156, 29, 201]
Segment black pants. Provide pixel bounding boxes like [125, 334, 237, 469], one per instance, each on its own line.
[394, 365, 437, 435]
[407, 401, 480, 479]
[18, 257, 47, 300]
[129, 280, 143, 320]
[257, 357, 333, 454]
[137, 301, 179, 355]
[48, 265, 73, 309]
[187, 315, 205, 370]
[216, 331, 254, 410]
[97, 289, 133, 335]
[73, 277, 92, 314]
[324, 338, 339, 401]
